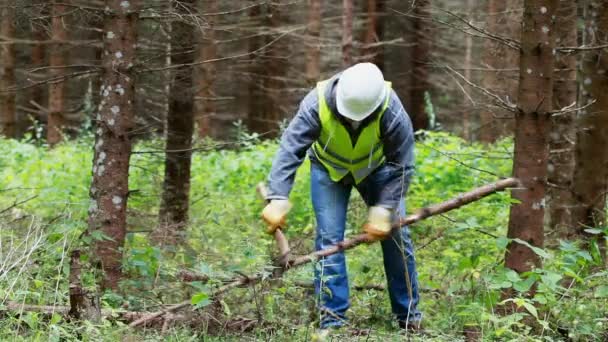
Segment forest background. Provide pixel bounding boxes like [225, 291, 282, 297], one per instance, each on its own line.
[0, 0, 607, 341]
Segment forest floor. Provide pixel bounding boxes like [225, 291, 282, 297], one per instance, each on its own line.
[0, 132, 606, 341]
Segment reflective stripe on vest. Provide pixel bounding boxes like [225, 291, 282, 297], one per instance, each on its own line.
[312, 79, 392, 184]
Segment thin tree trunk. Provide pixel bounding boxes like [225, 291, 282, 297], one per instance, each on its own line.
[157, 0, 196, 245]
[247, 2, 263, 133]
[88, 0, 139, 292]
[504, 0, 557, 275]
[462, 0, 474, 140]
[160, 3, 171, 139]
[547, 0, 577, 239]
[410, 0, 431, 131]
[195, 0, 217, 137]
[258, 2, 287, 135]
[30, 16, 47, 126]
[480, 1, 522, 143]
[305, 0, 322, 86]
[342, 0, 354, 67]
[480, 0, 505, 142]
[361, 0, 385, 69]
[570, 0, 608, 260]
[0, 1, 16, 138]
[48, 0, 68, 146]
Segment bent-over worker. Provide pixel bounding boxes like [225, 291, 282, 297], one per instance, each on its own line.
[262, 63, 421, 331]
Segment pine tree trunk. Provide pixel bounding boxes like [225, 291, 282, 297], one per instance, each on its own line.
[342, 0, 354, 67]
[247, 2, 263, 133]
[410, 0, 431, 131]
[462, 0, 474, 140]
[570, 0, 608, 259]
[547, 0, 577, 239]
[505, 0, 557, 275]
[195, 0, 217, 137]
[48, 0, 68, 146]
[305, 0, 322, 86]
[0, 1, 16, 138]
[361, 0, 385, 69]
[88, 0, 139, 291]
[30, 15, 47, 126]
[258, 3, 287, 135]
[157, 0, 196, 245]
[480, 0, 522, 143]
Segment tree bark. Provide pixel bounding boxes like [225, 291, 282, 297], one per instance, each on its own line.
[505, 0, 557, 275]
[409, 0, 431, 131]
[462, 0, 474, 140]
[361, 0, 385, 69]
[305, 0, 322, 86]
[30, 13, 47, 127]
[0, 1, 16, 138]
[247, 2, 263, 133]
[267, 3, 287, 132]
[570, 0, 608, 258]
[195, 0, 217, 138]
[157, 0, 196, 245]
[48, 0, 68, 146]
[88, 0, 139, 292]
[547, 0, 577, 239]
[342, 0, 354, 67]
[480, 1, 522, 143]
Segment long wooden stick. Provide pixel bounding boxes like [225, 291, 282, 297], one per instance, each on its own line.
[130, 177, 518, 327]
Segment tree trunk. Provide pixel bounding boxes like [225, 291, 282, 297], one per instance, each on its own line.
[247, 2, 263, 133]
[305, 0, 322, 86]
[342, 0, 354, 67]
[480, 1, 522, 143]
[0, 1, 16, 138]
[48, 0, 68, 146]
[462, 0, 474, 140]
[88, 0, 139, 292]
[157, 0, 196, 245]
[30, 15, 47, 127]
[570, 0, 608, 259]
[195, 0, 217, 138]
[409, 0, 431, 131]
[504, 0, 557, 275]
[361, 0, 385, 69]
[254, 2, 287, 136]
[547, 0, 577, 239]
[479, 0, 501, 142]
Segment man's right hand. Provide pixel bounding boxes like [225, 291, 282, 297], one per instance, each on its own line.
[261, 199, 292, 234]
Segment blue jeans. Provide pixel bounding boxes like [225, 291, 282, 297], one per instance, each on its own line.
[311, 163, 421, 328]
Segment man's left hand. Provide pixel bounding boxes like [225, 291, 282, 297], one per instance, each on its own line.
[363, 206, 392, 241]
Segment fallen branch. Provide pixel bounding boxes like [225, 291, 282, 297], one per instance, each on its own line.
[287, 177, 520, 269]
[129, 178, 518, 327]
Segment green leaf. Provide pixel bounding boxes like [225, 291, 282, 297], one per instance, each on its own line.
[505, 269, 521, 283]
[522, 302, 538, 319]
[594, 285, 608, 298]
[513, 277, 535, 293]
[50, 313, 62, 325]
[496, 236, 510, 250]
[512, 238, 550, 258]
[584, 228, 603, 235]
[191, 292, 211, 308]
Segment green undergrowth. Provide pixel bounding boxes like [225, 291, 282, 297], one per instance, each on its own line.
[0, 132, 606, 341]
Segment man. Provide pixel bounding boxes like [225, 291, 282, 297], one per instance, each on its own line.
[261, 63, 421, 331]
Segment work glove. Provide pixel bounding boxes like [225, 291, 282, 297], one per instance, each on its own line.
[261, 199, 292, 234]
[363, 206, 392, 241]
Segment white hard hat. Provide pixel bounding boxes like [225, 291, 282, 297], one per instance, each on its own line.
[336, 63, 387, 122]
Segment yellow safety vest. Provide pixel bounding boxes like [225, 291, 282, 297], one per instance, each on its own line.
[312, 79, 392, 184]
